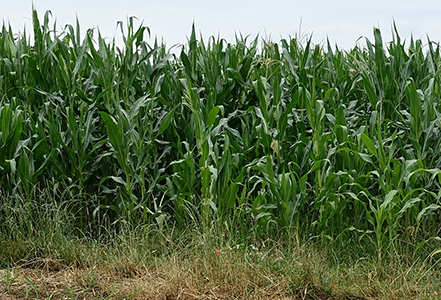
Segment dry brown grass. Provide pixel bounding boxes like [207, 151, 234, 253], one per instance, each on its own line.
[1, 230, 441, 300]
[2, 241, 441, 300]
[0, 243, 340, 300]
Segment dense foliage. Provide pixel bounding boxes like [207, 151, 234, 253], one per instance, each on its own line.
[1, 10, 441, 258]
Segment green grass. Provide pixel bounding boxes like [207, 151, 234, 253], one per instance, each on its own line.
[1, 8, 441, 299]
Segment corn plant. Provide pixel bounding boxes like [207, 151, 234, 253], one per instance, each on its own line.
[2, 9, 441, 259]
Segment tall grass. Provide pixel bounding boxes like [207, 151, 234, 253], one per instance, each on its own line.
[1, 10, 441, 260]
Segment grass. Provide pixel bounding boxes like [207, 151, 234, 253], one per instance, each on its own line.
[2, 8, 441, 299]
[1, 224, 441, 299]
[0, 191, 441, 299]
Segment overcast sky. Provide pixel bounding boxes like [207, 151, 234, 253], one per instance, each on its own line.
[2, 1, 441, 50]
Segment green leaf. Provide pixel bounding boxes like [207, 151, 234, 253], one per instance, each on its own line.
[359, 153, 373, 164]
[360, 133, 377, 157]
[207, 106, 220, 128]
[156, 106, 176, 137]
[100, 112, 127, 169]
[417, 204, 440, 223]
[109, 176, 127, 187]
[381, 190, 399, 209]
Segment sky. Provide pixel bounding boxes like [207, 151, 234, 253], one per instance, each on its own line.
[2, 1, 441, 50]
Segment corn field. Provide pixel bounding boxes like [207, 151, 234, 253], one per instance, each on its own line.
[1, 10, 441, 258]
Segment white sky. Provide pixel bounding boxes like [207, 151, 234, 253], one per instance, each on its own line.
[2, 1, 441, 50]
